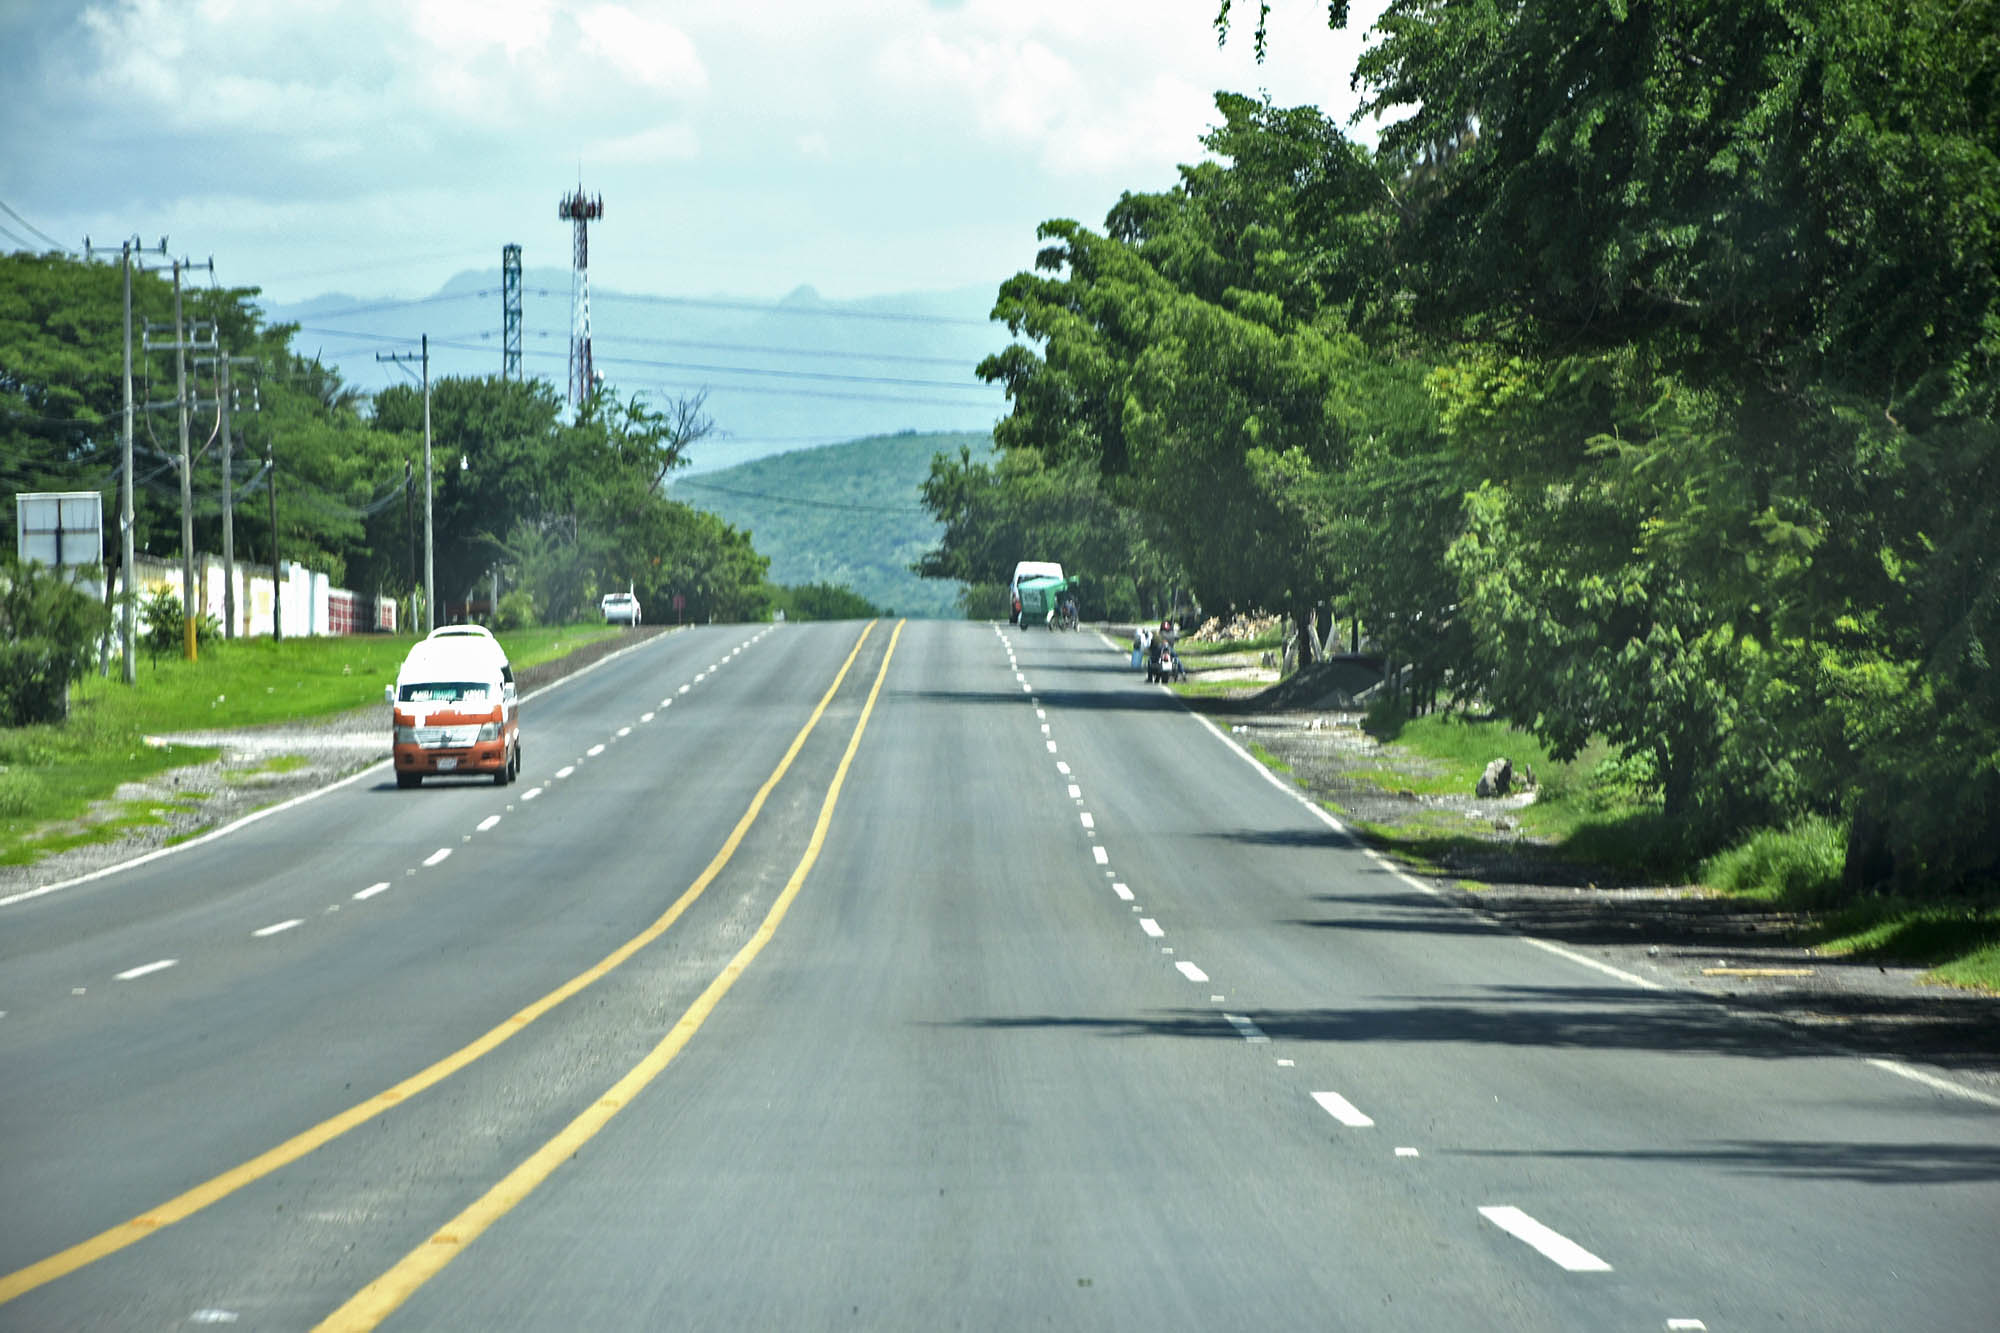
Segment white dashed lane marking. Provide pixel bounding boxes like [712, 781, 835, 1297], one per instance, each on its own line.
[1068, 784, 1081, 799]
[1175, 961, 1210, 983]
[253, 919, 303, 938]
[555, 766, 575, 780]
[1478, 1206, 1612, 1272]
[476, 815, 502, 832]
[587, 744, 606, 757]
[1223, 1013, 1268, 1043]
[115, 960, 176, 981]
[640, 712, 654, 722]
[1079, 812, 1094, 830]
[1112, 883, 1133, 901]
[1056, 761, 1071, 775]
[1311, 1090, 1374, 1127]
[520, 787, 542, 801]
[1091, 846, 1108, 865]
[616, 726, 631, 738]
[1139, 918, 1164, 938]
[354, 882, 390, 901]
[423, 848, 452, 867]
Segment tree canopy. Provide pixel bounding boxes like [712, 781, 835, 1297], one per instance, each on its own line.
[935, 1, 2000, 891]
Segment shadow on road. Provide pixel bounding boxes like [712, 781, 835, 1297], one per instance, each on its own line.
[1448, 1140, 2000, 1186]
[944, 980, 2000, 1073]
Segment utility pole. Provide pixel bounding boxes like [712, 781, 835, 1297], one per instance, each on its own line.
[88, 234, 170, 680]
[378, 336, 434, 631]
[194, 351, 260, 638]
[119, 238, 137, 682]
[268, 441, 281, 641]
[142, 256, 215, 660]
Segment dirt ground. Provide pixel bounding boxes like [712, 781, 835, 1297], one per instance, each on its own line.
[1169, 641, 2000, 1091]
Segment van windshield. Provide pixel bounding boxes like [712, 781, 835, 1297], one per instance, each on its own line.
[399, 682, 491, 703]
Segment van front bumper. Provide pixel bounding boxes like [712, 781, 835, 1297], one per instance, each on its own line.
[393, 741, 508, 775]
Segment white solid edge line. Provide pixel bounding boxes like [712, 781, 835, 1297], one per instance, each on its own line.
[1478, 1206, 1612, 1272]
[253, 919, 304, 938]
[1311, 1090, 1375, 1127]
[115, 959, 177, 980]
[1, 626, 684, 909]
[1865, 1058, 2000, 1109]
[1185, 707, 1668, 992]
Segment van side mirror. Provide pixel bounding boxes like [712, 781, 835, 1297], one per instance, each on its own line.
[384, 685, 396, 706]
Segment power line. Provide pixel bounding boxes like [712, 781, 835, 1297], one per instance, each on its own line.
[673, 476, 929, 515]
[292, 326, 1002, 401]
[278, 285, 991, 328]
[0, 199, 72, 252]
[594, 289, 989, 327]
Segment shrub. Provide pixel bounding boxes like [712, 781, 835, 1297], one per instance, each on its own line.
[139, 587, 220, 659]
[0, 560, 112, 725]
[1700, 815, 1847, 904]
[493, 588, 537, 631]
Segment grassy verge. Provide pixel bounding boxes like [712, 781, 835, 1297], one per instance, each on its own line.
[1284, 703, 1997, 989]
[1174, 629, 1283, 659]
[0, 623, 628, 869]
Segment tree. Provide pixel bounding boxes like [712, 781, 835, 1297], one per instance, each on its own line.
[0, 558, 112, 725]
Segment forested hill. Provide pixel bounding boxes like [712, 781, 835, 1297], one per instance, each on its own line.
[668, 431, 995, 619]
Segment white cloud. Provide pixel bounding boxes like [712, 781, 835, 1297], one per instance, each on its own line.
[577, 4, 707, 92]
[597, 122, 701, 164]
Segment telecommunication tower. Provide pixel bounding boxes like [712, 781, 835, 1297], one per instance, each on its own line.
[557, 187, 604, 410]
[501, 243, 522, 381]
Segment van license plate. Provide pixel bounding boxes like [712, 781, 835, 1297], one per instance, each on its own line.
[436, 758, 457, 771]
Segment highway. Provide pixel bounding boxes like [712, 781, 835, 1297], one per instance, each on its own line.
[2, 619, 1996, 1331]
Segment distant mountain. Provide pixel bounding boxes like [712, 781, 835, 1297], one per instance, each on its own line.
[669, 430, 996, 619]
[262, 269, 1011, 473]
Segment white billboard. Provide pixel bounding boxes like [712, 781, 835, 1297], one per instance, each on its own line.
[14, 491, 104, 568]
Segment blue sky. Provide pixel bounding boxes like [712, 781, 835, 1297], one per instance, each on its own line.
[0, 1, 1387, 306]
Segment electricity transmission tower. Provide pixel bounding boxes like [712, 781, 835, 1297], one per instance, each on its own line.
[501, 243, 522, 381]
[557, 186, 603, 411]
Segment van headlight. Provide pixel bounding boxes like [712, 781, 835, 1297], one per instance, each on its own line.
[477, 721, 500, 742]
[394, 725, 416, 744]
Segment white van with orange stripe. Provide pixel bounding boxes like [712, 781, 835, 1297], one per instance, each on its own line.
[385, 625, 520, 788]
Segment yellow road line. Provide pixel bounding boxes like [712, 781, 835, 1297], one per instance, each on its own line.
[0, 622, 877, 1309]
[316, 620, 905, 1331]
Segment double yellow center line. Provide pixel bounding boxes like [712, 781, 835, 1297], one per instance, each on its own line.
[0, 620, 901, 1316]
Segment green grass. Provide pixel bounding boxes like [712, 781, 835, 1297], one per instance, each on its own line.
[0, 622, 628, 869]
[221, 753, 311, 785]
[1349, 708, 1998, 988]
[1244, 741, 1291, 775]
[1699, 816, 1846, 905]
[1802, 897, 2000, 990]
[1175, 629, 1282, 658]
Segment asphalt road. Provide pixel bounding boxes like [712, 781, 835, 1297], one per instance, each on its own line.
[2, 619, 1996, 1331]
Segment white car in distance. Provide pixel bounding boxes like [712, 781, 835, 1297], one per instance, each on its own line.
[601, 592, 642, 626]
